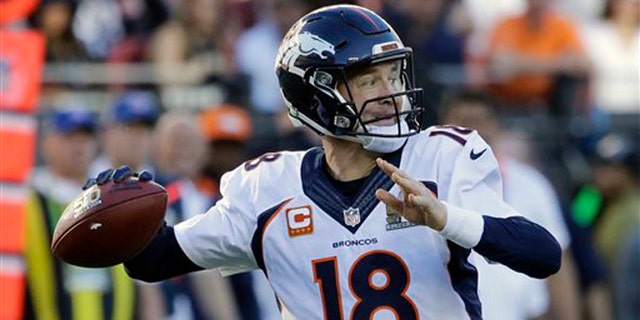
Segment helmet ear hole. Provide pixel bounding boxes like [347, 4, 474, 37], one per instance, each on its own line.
[279, 70, 315, 109]
[310, 96, 320, 110]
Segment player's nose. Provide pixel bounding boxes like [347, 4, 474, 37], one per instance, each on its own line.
[377, 80, 400, 104]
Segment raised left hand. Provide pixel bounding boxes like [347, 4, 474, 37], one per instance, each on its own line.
[374, 158, 447, 231]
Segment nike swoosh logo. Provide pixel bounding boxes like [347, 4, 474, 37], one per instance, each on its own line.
[470, 148, 488, 160]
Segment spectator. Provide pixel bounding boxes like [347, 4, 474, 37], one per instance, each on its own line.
[565, 193, 613, 320]
[233, 0, 312, 155]
[30, 0, 90, 62]
[613, 231, 640, 320]
[152, 112, 240, 320]
[148, 0, 238, 85]
[199, 104, 253, 183]
[89, 90, 159, 176]
[581, 0, 639, 115]
[388, 0, 471, 125]
[590, 134, 640, 319]
[107, 0, 169, 62]
[271, 107, 320, 153]
[554, 0, 606, 22]
[441, 91, 583, 320]
[234, 0, 311, 115]
[72, 0, 125, 60]
[463, 0, 525, 87]
[484, 0, 590, 112]
[26, 108, 160, 319]
[199, 104, 281, 320]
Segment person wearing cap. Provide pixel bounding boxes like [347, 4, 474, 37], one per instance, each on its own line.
[31, 108, 99, 193]
[151, 111, 241, 320]
[199, 104, 253, 184]
[89, 91, 160, 177]
[199, 104, 281, 320]
[25, 108, 149, 319]
[588, 134, 640, 320]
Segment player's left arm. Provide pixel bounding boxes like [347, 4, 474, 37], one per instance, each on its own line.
[375, 134, 561, 279]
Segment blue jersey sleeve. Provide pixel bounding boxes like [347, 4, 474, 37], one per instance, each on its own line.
[124, 224, 203, 282]
[474, 216, 561, 279]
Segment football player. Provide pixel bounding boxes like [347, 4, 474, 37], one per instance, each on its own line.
[92, 5, 561, 319]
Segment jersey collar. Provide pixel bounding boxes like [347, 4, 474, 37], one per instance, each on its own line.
[300, 146, 403, 234]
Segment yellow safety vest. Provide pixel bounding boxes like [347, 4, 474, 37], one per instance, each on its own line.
[24, 190, 137, 320]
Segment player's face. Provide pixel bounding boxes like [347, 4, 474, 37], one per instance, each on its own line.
[339, 60, 405, 126]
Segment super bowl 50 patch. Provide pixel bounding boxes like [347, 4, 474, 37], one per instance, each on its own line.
[385, 206, 416, 231]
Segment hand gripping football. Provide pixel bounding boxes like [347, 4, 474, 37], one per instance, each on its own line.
[51, 177, 168, 267]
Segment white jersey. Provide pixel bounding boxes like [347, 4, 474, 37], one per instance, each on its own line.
[174, 126, 520, 319]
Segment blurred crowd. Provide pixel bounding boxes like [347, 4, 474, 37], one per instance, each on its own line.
[9, 0, 638, 319]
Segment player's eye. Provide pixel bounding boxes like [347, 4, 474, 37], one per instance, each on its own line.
[357, 75, 377, 89]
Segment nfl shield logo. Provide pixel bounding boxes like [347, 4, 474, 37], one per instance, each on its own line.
[343, 207, 361, 227]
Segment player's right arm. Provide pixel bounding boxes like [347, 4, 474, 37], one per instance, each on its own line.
[78, 167, 204, 282]
[126, 153, 286, 281]
[124, 183, 261, 282]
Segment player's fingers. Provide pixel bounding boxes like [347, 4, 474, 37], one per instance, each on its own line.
[112, 165, 134, 182]
[376, 158, 399, 175]
[96, 169, 113, 185]
[390, 172, 426, 197]
[137, 171, 153, 182]
[376, 158, 410, 179]
[376, 158, 392, 176]
[375, 189, 403, 212]
[82, 178, 97, 190]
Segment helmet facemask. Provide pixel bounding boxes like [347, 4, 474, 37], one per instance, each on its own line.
[307, 55, 424, 149]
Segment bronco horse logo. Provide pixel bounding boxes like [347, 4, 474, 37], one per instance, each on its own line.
[281, 31, 335, 77]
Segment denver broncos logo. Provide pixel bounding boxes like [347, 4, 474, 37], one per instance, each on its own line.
[280, 31, 335, 76]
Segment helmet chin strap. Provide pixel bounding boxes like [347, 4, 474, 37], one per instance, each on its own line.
[359, 121, 410, 153]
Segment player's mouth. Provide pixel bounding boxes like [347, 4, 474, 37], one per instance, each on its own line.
[363, 112, 398, 126]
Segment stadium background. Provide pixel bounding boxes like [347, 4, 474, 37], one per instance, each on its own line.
[0, 0, 638, 319]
